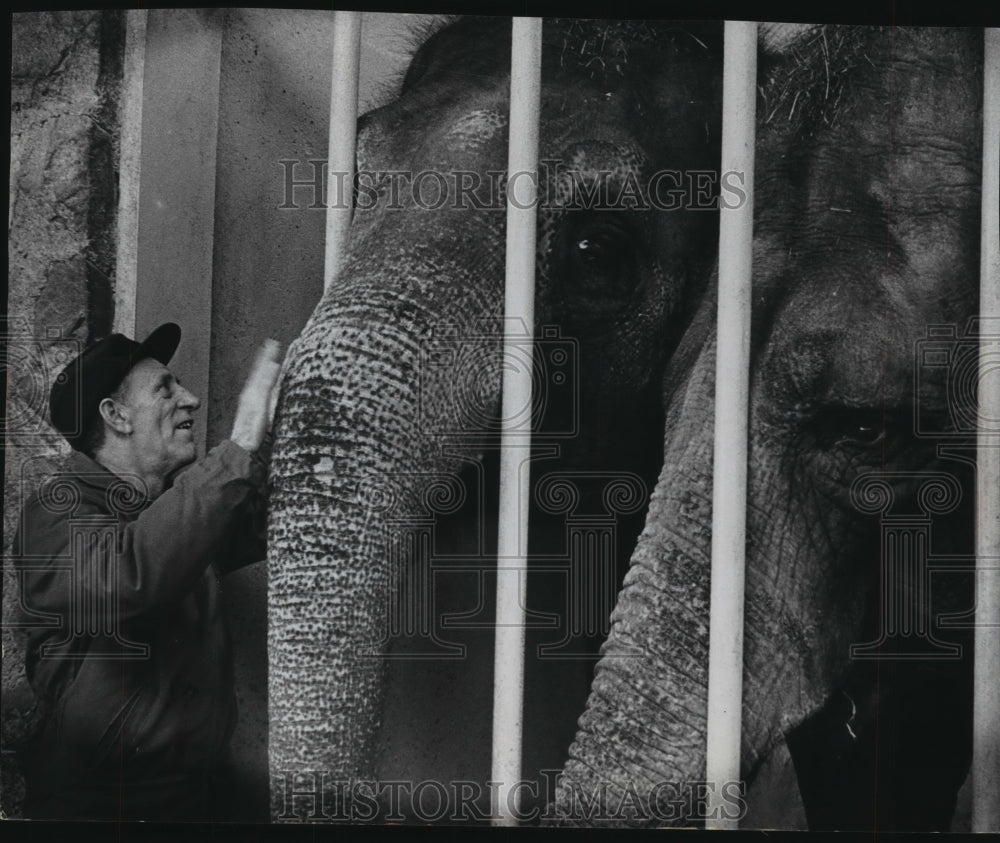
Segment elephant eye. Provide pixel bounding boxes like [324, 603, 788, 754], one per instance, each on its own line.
[842, 420, 885, 446]
[576, 235, 621, 272]
[563, 215, 640, 310]
[809, 407, 895, 450]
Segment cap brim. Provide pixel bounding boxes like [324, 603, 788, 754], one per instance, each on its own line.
[133, 322, 181, 367]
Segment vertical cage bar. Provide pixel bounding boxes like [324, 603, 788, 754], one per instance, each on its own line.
[324, 11, 361, 292]
[973, 26, 1000, 835]
[705, 20, 757, 831]
[491, 16, 543, 828]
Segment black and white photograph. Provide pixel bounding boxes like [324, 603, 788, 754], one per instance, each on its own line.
[3, 4, 999, 834]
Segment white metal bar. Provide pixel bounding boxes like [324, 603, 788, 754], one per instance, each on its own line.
[491, 16, 543, 828]
[705, 20, 757, 831]
[113, 9, 147, 337]
[324, 11, 361, 292]
[973, 25, 1000, 835]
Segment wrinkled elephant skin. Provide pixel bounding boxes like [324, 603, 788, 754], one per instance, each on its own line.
[552, 26, 983, 829]
[267, 17, 725, 819]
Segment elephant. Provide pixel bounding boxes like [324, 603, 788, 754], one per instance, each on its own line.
[267, 16, 727, 820]
[267, 17, 987, 828]
[548, 24, 986, 829]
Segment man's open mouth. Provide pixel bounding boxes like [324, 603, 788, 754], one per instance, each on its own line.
[176, 420, 194, 430]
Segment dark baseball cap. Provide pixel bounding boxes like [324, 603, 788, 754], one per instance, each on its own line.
[49, 323, 182, 450]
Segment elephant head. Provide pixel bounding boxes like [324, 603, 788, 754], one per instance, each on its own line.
[266, 16, 726, 817]
[550, 25, 984, 829]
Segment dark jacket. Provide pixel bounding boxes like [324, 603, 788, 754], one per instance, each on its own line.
[12, 440, 266, 820]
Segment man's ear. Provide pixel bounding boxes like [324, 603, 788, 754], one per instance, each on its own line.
[98, 397, 132, 435]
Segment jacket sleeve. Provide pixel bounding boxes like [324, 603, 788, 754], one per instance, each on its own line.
[19, 440, 257, 622]
[213, 434, 271, 576]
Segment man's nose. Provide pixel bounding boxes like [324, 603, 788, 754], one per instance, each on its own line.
[178, 386, 201, 410]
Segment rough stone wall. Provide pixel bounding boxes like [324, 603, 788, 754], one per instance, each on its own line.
[4, 10, 123, 818]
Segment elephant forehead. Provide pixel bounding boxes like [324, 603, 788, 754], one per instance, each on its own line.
[543, 141, 650, 202]
[440, 108, 508, 151]
[561, 142, 647, 175]
[759, 22, 817, 54]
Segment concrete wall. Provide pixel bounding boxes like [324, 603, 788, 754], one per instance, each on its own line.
[132, 8, 224, 454]
[208, 9, 443, 450]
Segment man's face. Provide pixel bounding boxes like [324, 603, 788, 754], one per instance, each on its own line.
[118, 358, 201, 481]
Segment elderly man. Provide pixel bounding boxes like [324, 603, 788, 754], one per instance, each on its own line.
[14, 323, 281, 821]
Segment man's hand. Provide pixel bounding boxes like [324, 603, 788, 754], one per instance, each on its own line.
[230, 339, 282, 452]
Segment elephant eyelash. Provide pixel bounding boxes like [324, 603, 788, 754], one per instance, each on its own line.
[802, 406, 906, 452]
[570, 214, 633, 247]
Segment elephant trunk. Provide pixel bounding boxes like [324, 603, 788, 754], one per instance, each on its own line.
[548, 344, 718, 826]
[548, 330, 820, 826]
[267, 248, 500, 819]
